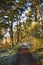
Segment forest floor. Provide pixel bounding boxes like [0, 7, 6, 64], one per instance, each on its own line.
[0, 45, 43, 65]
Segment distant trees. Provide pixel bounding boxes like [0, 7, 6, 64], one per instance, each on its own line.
[0, 0, 28, 46]
[0, 0, 43, 48]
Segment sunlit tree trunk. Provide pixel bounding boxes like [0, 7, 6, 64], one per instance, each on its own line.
[10, 21, 14, 46]
[16, 18, 19, 45]
[16, 16, 21, 45]
[9, 10, 14, 46]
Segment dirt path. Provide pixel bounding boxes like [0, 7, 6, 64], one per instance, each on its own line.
[15, 48, 38, 65]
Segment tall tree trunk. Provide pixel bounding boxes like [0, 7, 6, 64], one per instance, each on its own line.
[9, 10, 14, 46]
[10, 21, 14, 46]
[16, 19, 19, 45]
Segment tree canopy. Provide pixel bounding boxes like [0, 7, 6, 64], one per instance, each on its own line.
[0, 0, 43, 48]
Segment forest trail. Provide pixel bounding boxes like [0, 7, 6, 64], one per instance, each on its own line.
[15, 48, 38, 65]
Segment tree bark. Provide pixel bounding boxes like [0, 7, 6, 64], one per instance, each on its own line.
[10, 21, 14, 46]
[16, 19, 19, 45]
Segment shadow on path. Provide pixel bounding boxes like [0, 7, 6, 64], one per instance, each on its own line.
[15, 48, 39, 65]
